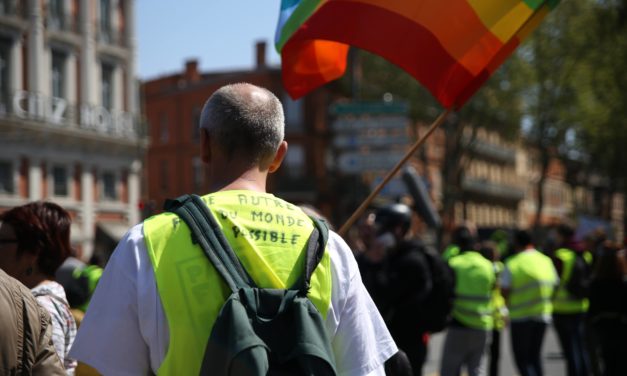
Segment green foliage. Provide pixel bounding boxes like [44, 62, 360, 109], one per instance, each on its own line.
[518, 0, 594, 149]
[345, 49, 441, 121]
[458, 55, 526, 140]
[571, 0, 627, 187]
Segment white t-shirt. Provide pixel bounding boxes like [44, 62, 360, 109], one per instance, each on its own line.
[70, 223, 397, 376]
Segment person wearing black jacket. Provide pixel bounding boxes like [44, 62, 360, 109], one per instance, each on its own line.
[587, 242, 627, 376]
[358, 203, 433, 376]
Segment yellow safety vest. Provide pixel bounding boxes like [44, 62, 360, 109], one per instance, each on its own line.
[443, 244, 460, 261]
[143, 190, 333, 375]
[449, 251, 496, 330]
[553, 248, 592, 314]
[506, 250, 556, 320]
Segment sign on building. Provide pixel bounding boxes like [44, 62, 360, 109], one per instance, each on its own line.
[7, 90, 138, 138]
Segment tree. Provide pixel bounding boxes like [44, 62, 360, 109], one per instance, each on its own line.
[516, 0, 594, 233]
[571, 0, 627, 235]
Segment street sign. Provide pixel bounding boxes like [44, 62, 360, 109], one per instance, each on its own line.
[337, 151, 407, 173]
[333, 134, 409, 148]
[329, 101, 409, 115]
[331, 115, 409, 132]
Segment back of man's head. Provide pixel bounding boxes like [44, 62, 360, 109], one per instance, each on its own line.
[556, 222, 575, 242]
[200, 83, 284, 168]
[513, 229, 533, 251]
[452, 224, 476, 252]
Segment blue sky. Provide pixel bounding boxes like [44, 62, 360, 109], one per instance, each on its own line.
[137, 0, 282, 79]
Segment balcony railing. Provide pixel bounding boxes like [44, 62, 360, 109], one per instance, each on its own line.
[462, 135, 516, 164]
[46, 14, 77, 34]
[96, 26, 125, 47]
[462, 177, 525, 201]
[470, 139, 516, 163]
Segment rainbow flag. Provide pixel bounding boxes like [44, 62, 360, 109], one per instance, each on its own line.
[275, 0, 559, 109]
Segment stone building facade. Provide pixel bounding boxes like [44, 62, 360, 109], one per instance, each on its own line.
[0, 0, 145, 261]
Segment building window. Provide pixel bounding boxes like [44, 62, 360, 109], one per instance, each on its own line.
[99, 0, 112, 42]
[192, 157, 203, 192]
[0, 0, 15, 15]
[0, 38, 10, 111]
[52, 165, 68, 196]
[0, 160, 14, 194]
[192, 105, 201, 142]
[282, 94, 303, 133]
[48, 0, 65, 30]
[159, 112, 169, 143]
[102, 171, 117, 200]
[101, 63, 114, 110]
[283, 144, 305, 178]
[51, 51, 66, 99]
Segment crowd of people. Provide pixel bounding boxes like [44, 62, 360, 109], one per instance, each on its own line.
[353, 204, 627, 376]
[0, 82, 626, 376]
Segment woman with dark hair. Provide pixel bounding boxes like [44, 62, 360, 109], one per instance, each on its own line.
[587, 242, 627, 376]
[0, 201, 77, 374]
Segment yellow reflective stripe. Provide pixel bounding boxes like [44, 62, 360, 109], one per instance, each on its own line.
[513, 280, 556, 293]
[554, 296, 586, 304]
[509, 296, 552, 311]
[455, 293, 493, 302]
[454, 305, 493, 317]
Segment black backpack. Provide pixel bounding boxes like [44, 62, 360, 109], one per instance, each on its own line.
[165, 194, 337, 376]
[565, 252, 592, 299]
[420, 248, 455, 333]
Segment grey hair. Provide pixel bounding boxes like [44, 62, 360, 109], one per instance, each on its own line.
[199, 83, 285, 166]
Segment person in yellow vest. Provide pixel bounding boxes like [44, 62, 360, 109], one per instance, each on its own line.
[442, 223, 477, 261]
[478, 240, 509, 376]
[440, 234, 495, 376]
[501, 229, 559, 376]
[69, 83, 398, 375]
[550, 223, 592, 376]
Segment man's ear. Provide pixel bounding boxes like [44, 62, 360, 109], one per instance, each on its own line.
[268, 141, 288, 173]
[200, 128, 211, 163]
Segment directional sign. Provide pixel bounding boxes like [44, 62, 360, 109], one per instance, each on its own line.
[331, 115, 409, 133]
[333, 134, 409, 148]
[337, 151, 407, 173]
[329, 101, 409, 115]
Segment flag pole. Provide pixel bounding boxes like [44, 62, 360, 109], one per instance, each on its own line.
[338, 109, 451, 237]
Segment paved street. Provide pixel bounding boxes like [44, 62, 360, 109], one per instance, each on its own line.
[423, 324, 566, 376]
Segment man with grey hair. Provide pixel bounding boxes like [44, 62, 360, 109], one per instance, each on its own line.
[70, 83, 397, 375]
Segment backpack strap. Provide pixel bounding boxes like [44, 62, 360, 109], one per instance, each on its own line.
[294, 216, 329, 295]
[164, 194, 254, 292]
